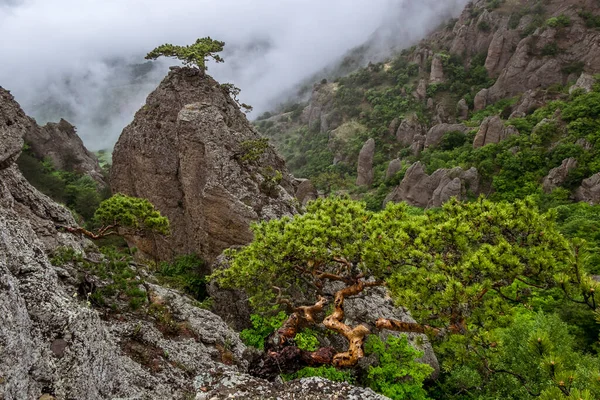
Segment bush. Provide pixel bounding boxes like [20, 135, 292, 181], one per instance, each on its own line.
[546, 15, 572, 28]
[363, 335, 433, 400]
[239, 312, 287, 350]
[157, 254, 208, 300]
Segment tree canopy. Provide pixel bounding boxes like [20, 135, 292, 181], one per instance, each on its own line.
[212, 196, 599, 392]
[145, 37, 225, 70]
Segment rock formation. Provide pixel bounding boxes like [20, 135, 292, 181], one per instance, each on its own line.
[473, 116, 519, 148]
[111, 67, 297, 262]
[425, 123, 469, 148]
[570, 73, 597, 94]
[429, 54, 445, 84]
[24, 118, 106, 185]
[356, 138, 375, 186]
[301, 81, 340, 133]
[385, 158, 402, 180]
[457, 99, 469, 120]
[385, 162, 480, 208]
[543, 158, 578, 193]
[294, 178, 318, 205]
[396, 113, 426, 146]
[575, 172, 600, 204]
[0, 86, 252, 400]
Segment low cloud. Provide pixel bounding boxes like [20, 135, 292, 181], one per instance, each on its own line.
[0, 0, 468, 150]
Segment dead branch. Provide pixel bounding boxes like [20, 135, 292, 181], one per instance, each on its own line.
[376, 318, 441, 335]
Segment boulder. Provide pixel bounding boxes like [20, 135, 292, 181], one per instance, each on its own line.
[414, 79, 428, 101]
[457, 98, 469, 121]
[425, 123, 469, 148]
[430, 54, 445, 83]
[575, 173, 600, 204]
[110, 67, 297, 262]
[385, 162, 480, 208]
[396, 113, 426, 146]
[569, 73, 596, 94]
[356, 138, 375, 186]
[543, 158, 578, 193]
[474, 88, 489, 112]
[301, 81, 338, 133]
[473, 116, 517, 148]
[294, 179, 318, 205]
[385, 158, 403, 180]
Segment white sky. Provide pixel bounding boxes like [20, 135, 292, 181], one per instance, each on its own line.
[0, 0, 468, 150]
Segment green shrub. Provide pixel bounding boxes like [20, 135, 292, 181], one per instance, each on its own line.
[541, 42, 560, 56]
[478, 21, 491, 32]
[363, 335, 433, 400]
[239, 312, 287, 350]
[157, 254, 207, 300]
[547, 15, 572, 28]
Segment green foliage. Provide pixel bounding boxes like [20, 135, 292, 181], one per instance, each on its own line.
[239, 312, 287, 350]
[240, 138, 269, 163]
[547, 15, 572, 28]
[294, 329, 320, 351]
[157, 254, 207, 300]
[213, 196, 590, 336]
[477, 21, 491, 32]
[145, 37, 225, 70]
[364, 335, 433, 400]
[52, 246, 148, 311]
[283, 366, 355, 383]
[93, 194, 170, 236]
[436, 312, 600, 399]
[579, 10, 600, 29]
[16, 146, 107, 222]
[541, 42, 560, 57]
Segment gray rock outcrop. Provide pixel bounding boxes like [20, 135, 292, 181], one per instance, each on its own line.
[196, 368, 390, 399]
[575, 172, 600, 204]
[356, 138, 376, 186]
[301, 81, 339, 133]
[543, 158, 578, 193]
[474, 88, 489, 112]
[473, 116, 518, 148]
[294, 178, 318, 205]
[457, 99, 469, 120]
[385, 162, 480, 208]
[430, 54, 445, 83]
[569, 73, 596, 94]
[24, 118, 106, 185]
[0, 85, 250, 400]
[425, 123, 469, 148]
[111, 67, 297, 262]
[396, 113, 426, 146]
[385, 158, 403, 180]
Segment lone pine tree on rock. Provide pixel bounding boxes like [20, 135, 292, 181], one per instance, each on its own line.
[64, 193, 170, 240]
[145, 37, 225, 70]
[212, 196, 598, 378]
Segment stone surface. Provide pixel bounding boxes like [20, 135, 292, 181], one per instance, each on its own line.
[111, 67, 297, 262]
[543, 158, 578, 192]
[385, 162, 480, 208]
[294, 179, 318, 206]
[425, 123, 469, 148]
[0, 87, 250, 400]
[429, 54, 445, 84]
[356, 138, 376, 186]
[569, 73, 596, 94]
[24, 118, 106, 185]
[385, 158, 403, 180]
[575, 172, 600, 204]
[457, 98, 469, 120]
[0, 88, 26, 168]
[196, 367, 390, 400]
[301, 81, 339, 133]
[414, 79, 428, 101]
[473, 116, 518, 148]
[474, 88, 489, 112]
[396, 113, 426, 146]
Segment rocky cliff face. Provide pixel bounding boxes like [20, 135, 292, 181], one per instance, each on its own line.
[2, 86, 392, 400]
[111, 67, 297, 262]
